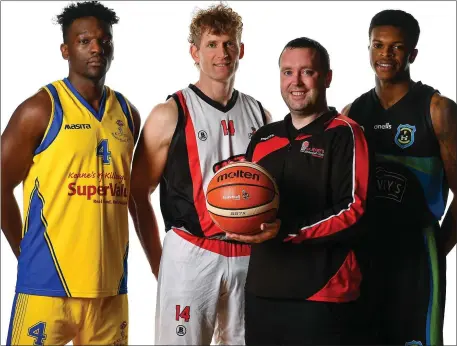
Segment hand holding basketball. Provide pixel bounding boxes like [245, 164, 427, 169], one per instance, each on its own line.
[225, 219, 282, 243]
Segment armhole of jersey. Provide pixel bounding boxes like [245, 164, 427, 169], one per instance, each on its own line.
[347, 95, 368, 128]
[114, 91, 135, 136]
[424, 90, 441, 152]
[347, 98, 358, 119]
[125, 99, 135, 135]
[257, 101, 267, 125]
[34, 84, 63, 156]
[166, 93, 185, 157]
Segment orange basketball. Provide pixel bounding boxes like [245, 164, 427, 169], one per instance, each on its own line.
[206, 162, 279, 235]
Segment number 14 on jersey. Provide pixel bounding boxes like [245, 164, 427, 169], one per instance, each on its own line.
[221, 120, 235, 136]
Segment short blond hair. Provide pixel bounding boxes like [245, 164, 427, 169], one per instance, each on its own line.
[188, 3, 243, 47]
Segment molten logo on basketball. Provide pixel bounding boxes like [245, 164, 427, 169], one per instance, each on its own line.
[217, 170, 260, 182]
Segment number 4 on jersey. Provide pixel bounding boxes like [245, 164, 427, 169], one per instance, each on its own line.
[221, 120, 235, 136]
[176, 305, 191, 322]
[28, 322, 47, 346]
[96, 139, 111, 165]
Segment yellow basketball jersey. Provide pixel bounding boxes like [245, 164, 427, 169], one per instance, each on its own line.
[17, 78, 134, 298]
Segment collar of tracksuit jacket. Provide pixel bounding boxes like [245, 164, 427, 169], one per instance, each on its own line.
[283, 107, 338, 142]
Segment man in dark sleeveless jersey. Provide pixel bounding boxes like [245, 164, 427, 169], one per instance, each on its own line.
[129, 4, 273, 345]
[342, 10, 456, 346]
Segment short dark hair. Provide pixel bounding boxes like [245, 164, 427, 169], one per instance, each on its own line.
[369, 10, 420, 48]
[56, 1, 119, 42]
[279, 37, 330, 72]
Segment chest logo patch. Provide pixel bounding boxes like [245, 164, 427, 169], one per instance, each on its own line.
[112, 120, 130, 142]
[375, 167, 407, 203]
[394, 124, 416, 149]
[198, 130, 208, 141]
[300, 141, 325, 158]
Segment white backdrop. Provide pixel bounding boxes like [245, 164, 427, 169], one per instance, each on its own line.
[1, 1, 455, 345]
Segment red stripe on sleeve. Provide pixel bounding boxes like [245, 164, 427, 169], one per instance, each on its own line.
[292, 115, 369, 240]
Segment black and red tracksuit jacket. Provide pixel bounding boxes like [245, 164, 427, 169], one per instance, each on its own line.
[245, 109, 371, 302]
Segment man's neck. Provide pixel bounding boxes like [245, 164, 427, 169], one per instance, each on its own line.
[67, 72, 105, 107]
[290, 104, 329, 129]
[194, 74, 235, 106]
[375, 75, 415, 109]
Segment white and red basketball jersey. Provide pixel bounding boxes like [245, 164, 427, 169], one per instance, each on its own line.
[160, 84, 266, 238]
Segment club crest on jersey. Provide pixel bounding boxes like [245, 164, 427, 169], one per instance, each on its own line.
[176, 325, 187, 336]
[300, 141, 325, 158]
[198, 130, 208, 141]
[395, 124, 416, 149]
[112, 321, 128, 345]
[112, 120, 130, 142]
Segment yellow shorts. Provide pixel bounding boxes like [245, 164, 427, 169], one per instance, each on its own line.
[6, 293, 128, 345]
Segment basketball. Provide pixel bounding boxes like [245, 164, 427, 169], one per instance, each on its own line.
[206, 162, 279, 235]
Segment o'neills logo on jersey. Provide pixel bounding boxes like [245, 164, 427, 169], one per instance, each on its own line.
[68, 182, 128, 200]
[374, 122, 392, 130]
[217, 170, 260, 182]
[65, 124, 91, 130]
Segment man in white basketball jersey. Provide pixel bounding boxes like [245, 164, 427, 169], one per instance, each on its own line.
[129, 4, 276, 345]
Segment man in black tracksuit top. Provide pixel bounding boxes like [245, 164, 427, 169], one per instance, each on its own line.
[342, 10, 456, 346]
[226, 37, 371, 345]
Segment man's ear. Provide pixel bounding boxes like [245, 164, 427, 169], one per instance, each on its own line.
[409, 48, 418, 64]
[61, 43, 69, 60]
[190, 44, 200, 66]
[325, 69, 333, 88]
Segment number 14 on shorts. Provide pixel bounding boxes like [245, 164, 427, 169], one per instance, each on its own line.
[176, 305, 191, 322]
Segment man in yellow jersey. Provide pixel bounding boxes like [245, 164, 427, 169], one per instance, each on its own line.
[1, 1, 140, 345]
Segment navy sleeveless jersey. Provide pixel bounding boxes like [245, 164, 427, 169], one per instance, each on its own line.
[348, 82, 448, 236]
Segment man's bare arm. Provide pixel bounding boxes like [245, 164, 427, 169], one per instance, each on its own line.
[1, 90, 51, 258]
[341, 103, 352, 116]
[264, 108, 273, 124]
[129, 98, 178, 279]
[430, 94, 457, 255]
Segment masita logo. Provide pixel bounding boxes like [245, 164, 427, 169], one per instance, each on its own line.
[217, 169, 260, 182]
[65, 124, 91, 130]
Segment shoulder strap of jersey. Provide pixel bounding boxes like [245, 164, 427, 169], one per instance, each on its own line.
[165, 91, 187, 158]
[257, 101, 267, 125]
[418, 83, 440, 152]
[114, 91, 134, 136]
[35, 83, 64, 155]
